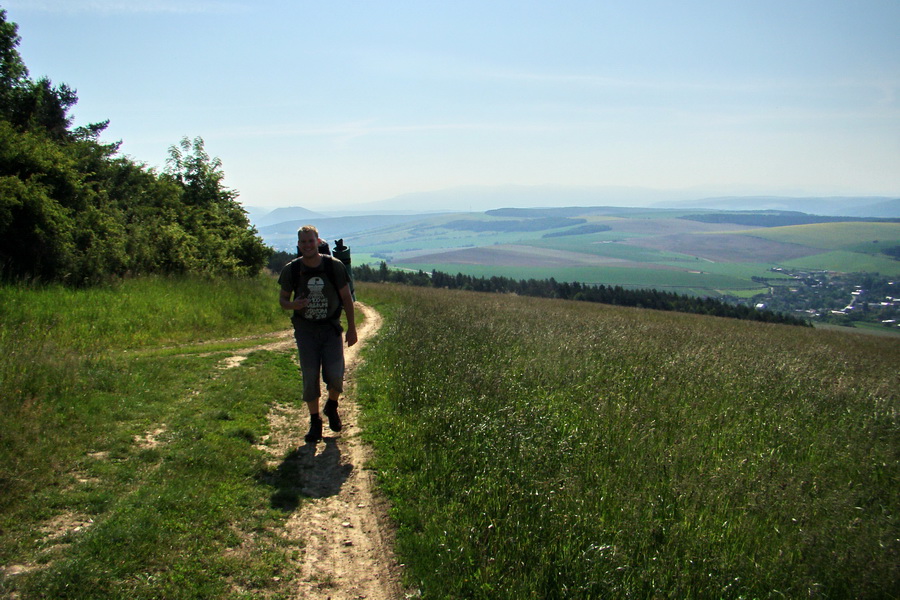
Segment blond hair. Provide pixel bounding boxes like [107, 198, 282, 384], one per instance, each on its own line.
[298, 225, 319, 238]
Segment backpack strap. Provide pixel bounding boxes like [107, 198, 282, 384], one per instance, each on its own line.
[290, 257, 301, 294]
[322, 255, 343, 305]
[291, 255, 337, 294]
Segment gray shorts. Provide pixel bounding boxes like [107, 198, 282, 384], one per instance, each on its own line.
[293, 324, 344, 404]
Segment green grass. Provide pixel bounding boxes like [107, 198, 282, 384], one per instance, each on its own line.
[781, 250, 900, 277]
[742, 222, 900, 251]
[0, 275, 287, 351]
[524, 236, 696, 262]
[355, 283, 899, 599]
[3, 276, 897, 598]
[0, 275, 304, 599]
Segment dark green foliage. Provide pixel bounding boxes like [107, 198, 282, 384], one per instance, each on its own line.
[267, 249, 295, 273]
[353, 261, 811, 326]
[159, 136, 272, 277]
[0, 9, 270, 285]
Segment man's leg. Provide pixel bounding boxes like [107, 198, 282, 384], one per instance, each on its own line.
[295, 328, 325, 443]
[321, 329, 345, 432]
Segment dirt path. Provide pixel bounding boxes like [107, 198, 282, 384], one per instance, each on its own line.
[250, 303, 407, 600]
[2, 304, 404, 597]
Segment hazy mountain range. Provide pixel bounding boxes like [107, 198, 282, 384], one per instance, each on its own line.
[244, 186, 899, 230]
[656, 196, 900, 218]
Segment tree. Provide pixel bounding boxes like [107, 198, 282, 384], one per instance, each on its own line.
[0, 9, 269, 283]
[0, 8, 27, 117]
[163, 136, 270, 276]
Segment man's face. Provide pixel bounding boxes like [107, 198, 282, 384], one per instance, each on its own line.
[298, 231, 319, 258]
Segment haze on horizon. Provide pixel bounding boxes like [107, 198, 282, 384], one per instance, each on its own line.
[6, 0, 900, 212]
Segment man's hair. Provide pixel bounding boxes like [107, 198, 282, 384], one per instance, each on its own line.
[298, 225, 319, 238]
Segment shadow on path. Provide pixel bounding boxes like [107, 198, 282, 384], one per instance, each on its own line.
[259, 437, 353, 512]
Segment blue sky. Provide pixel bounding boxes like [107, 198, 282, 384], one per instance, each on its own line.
[4, 0, 899, 210]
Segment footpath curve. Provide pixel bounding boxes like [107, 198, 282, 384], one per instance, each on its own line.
[252, 303, 406, 600]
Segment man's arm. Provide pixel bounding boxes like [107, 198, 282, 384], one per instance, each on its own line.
[279, 289, 308, 311]
[338, 284, 357, 346]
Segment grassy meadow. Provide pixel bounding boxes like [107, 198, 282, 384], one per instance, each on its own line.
[356, 283, 899, 599]
[0, 276, 305, 599]
[1, 276, 897, 599]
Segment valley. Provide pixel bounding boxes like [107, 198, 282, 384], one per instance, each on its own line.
[256, 204, 900, 329]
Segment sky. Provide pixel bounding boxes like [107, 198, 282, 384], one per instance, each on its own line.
[4, 0, 899, 211]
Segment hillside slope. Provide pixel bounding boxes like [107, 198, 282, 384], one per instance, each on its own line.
[357, 282, 899, 599]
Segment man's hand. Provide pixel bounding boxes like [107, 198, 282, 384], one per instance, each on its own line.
[346, 327, 358, 347]
[279, 289, 308, 312]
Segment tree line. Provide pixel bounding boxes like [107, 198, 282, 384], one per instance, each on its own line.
[0, 9, 269, 285]
[351, 261, 811, 326]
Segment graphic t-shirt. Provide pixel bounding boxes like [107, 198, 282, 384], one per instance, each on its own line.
[278, 256, 349, 329]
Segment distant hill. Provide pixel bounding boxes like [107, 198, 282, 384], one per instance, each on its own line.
[242, 206, 271, 225]
[345, 206, 900, 292]
[852, 198, 900, 218]
[258, 213, 438, 250]
[654, 196, 900, 218]
[350, 185, 696, 213]
[250, 206, 326, 227]
[268, 186, 899, 218]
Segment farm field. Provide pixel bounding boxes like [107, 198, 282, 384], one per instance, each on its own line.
[743, 222, 900, 250]
[356, 283, 899, 599]
[336, 208, 900, 294]
[781, 250, 900, 276]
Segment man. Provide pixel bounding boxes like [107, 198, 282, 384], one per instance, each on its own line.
[278, 225, 357, 444]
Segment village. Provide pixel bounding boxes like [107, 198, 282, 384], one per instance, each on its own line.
[745, 269, 899, 330]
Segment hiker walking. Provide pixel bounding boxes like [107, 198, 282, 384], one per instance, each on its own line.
[278, 225, 357, 443]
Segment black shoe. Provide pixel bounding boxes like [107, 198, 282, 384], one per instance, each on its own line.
[323, 400, 342, 432]
[304, 416, 323, 444]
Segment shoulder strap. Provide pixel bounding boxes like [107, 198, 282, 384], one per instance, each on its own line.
[323, 255, 336, 286]
[290, 257, 301, 292]
[323, 256, 343, 308]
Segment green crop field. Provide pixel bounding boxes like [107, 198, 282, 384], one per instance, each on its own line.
[524, 237, 696, 263]
[357, 282, 898, 599]
[782, 250, 900, 277]
[740, 222, 900, 251]
[347, 210, 900, 298]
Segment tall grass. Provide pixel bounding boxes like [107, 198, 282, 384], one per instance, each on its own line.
[0, 275, 287, 351]
[0, 274, 287, 512]
[356, 283, 899, 599]
[0, 275, 301, 599]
